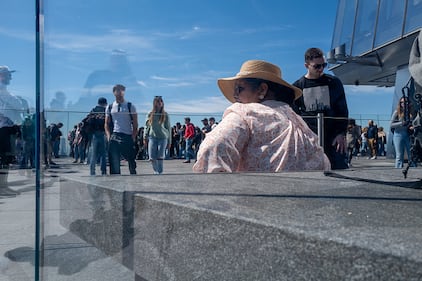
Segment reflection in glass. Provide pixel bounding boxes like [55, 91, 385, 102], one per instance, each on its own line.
[374, 0, 406, 47]
[405, 0, 422, 33]
[331, 0, 357, 56]
[0, 66, 30, 124]
[351, 0, 377, 55]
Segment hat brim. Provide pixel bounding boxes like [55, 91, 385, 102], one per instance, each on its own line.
[218, 74, 302, 103]
[0, 70, 15, 74]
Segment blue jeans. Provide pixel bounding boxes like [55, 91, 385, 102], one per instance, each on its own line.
[393, 131, 411, 168]
[185, 138, 194, 161]
[148, 137, 167, 174]
[108, 133, 137, 174]
[74, 142, 85, 162]
[90, 131, 107, 175]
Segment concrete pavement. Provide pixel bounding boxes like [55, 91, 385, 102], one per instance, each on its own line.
[1, 156, 421, 280]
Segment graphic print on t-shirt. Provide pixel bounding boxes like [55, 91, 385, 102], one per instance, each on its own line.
[302, 85, 331, 112]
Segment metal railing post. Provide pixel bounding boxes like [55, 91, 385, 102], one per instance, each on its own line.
[317, 113, 324, 149]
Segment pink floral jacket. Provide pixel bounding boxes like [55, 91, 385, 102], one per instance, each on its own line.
[193, 100, 331, 173]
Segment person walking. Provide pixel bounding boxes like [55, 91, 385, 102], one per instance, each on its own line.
[346, 119, 360, 167]
[144, 96, 171, 174]
[293, 47, 349, 169]
[390, 97, 413, 168]
[105, 84, 138, 175]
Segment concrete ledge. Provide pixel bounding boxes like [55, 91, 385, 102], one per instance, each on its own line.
[60, 168, 422, 280]
[59, 177, 135, 269]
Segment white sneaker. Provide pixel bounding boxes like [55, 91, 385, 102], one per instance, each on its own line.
[370, 156, 377, 160]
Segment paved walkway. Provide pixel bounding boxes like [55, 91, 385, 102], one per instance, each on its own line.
[0, 155, 419, 280]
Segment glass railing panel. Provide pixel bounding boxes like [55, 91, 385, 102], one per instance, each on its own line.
[374, 0, 406, 47]
[331, 0, 357, 55]
[0, 1, 36, 280]
[405, 0, 422, 34]
[351, 0, 378, 55]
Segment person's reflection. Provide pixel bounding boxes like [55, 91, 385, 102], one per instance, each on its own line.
[0, 66, 29, 124]
[0, 113, 20, 195]
[0, 66, 28, 195]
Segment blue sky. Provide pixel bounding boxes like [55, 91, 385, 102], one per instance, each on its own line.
[1, 0, 394, 127]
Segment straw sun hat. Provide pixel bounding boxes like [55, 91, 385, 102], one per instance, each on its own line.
[217, 60, 302, 103]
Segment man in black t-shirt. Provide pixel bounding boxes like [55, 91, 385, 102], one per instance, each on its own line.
[293, 47, 349, 169]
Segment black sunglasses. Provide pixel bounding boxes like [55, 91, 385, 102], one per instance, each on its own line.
[310, 62, 327, 70]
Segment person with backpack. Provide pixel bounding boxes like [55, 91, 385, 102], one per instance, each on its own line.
[47, 122, 63, 165]
[105, 84, 138, 175]
[86, 97, 108, 175]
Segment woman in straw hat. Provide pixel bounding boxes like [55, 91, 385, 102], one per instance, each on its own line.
[192, 60, 330, 173]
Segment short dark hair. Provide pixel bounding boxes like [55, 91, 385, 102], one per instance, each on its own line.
[184, 117, 191, 122]
[98, 97, 107, 105]
[113, 84, 126, 93]
[304, 47, 324, 62]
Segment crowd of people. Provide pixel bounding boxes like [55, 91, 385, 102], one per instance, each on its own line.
[2, 40, 422, 180]
[346, 119, 387, 167]
[66, 96, 221, 175]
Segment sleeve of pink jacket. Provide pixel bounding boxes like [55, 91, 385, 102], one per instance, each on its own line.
[192, 111, 248, 173]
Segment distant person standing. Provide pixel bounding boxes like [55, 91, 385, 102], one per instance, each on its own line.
[68, 125, 77, 157]
[87, 97, 108, 176]
[209, 117, 217, 130]
[366, 120, 378, 159]
[46, 122, 63, 165]
[183, 117, 195, 163]
[105, 84, 138, 175]
[293, 47, 349, 169]
[377, 127, 386, 156]
[201, 118, 211, 140]
[21, 115, 36, 169]
[144, 96, 171, 174]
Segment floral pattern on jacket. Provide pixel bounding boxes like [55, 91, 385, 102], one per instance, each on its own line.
[193, 100, 331, 173]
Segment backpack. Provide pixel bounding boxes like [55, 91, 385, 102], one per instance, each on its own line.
[107, 102, 133, 132]
[48, 124, 61, 141]
[83, 107, 106, 133]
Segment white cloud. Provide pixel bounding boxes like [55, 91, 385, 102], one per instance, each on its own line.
[151, 75, 177, 81]
[149, 71, 220, 89]
[137, 80, 147, 87]
[0, 26, 34, 41]
[45, 29, 153, 53]
[345, 85, 395, 95]
[165, 96, 230, 113]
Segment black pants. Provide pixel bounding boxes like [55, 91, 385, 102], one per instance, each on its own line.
[108, 132, 137, 174]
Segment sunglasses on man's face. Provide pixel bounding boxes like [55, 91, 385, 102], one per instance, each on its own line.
[309, 62, 328, 70]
